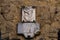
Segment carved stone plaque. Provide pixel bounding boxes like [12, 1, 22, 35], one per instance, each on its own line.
[22, 6, 36, 22]
[17, 23, 40, 38]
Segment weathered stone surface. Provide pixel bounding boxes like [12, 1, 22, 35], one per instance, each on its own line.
[0, 0, 60, 40]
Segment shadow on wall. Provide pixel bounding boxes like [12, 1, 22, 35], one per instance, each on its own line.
[58, 30, 60, 40]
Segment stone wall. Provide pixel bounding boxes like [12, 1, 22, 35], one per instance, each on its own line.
[0, 0, 60, 40]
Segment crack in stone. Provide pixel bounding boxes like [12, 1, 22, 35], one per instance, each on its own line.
[1, 12, 8, 21]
